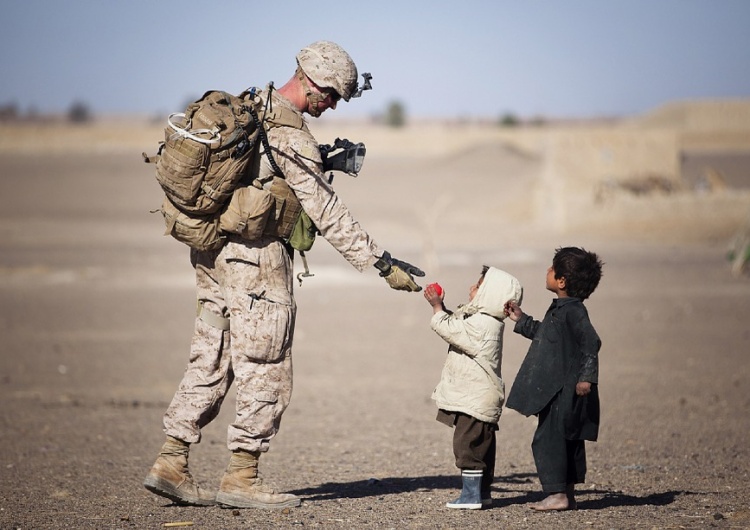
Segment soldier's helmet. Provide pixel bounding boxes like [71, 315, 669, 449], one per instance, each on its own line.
[296, 41, 358, 101]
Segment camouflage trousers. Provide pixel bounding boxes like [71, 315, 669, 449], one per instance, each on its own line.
[163, 235, 296, 453]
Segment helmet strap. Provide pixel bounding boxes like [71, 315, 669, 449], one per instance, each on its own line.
[296, 66, 325, 118]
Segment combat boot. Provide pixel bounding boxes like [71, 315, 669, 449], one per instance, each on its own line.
[446, 469, 483, 509]
[143, 436, 216, 506]
[216, 450, 301, 509]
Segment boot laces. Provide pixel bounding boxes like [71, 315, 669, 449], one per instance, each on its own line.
[252, 475, 277, 494]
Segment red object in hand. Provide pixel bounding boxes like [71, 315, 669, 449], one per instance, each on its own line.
[428, 283, 443, 296]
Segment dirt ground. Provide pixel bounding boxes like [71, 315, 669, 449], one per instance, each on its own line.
[1, 123, 749, 530]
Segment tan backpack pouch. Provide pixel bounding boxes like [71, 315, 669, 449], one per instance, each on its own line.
[155, 131, 208, 209]
[218, 186, 275, 241]
[263, 177, 303, 240]
[159, 197, 224, 252]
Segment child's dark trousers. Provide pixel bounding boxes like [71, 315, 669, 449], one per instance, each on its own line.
[438, 410, 497, 495]
[531, 394, 587, 493]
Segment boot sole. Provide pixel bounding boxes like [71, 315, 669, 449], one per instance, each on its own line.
[216, 491, 301, 509]
[143, 475, 216, 506]
[445, 502, 482, 509]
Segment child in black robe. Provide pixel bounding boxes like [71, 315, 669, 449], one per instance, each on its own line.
[504, 247, 603, 511]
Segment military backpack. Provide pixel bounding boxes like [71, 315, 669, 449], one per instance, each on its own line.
[144, 87, 308, 252]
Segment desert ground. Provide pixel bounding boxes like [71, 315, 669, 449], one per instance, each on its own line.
[1, 104, 749, 529]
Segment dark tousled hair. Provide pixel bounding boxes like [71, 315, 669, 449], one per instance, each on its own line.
[552, 247, 603, 300]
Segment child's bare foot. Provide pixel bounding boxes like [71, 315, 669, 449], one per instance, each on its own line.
[529, 493, 575, 511]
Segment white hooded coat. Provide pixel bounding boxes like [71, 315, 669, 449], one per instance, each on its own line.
[430, 268, 523, 424]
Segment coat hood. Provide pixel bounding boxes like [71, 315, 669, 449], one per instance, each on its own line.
[464, 267, 523, 320]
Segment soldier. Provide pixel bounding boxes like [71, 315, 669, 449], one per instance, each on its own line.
[143, 41, 425, 509]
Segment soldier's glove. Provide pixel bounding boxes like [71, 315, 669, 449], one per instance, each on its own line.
[373, 251, 425, 292]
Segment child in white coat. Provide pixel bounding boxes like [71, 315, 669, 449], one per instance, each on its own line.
[424, 266, 523, 509]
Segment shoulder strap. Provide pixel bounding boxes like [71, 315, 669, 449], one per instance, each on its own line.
[262, 105, 304, 130]
[246, 105, 284, 178]
[239, 86, 303, 130]
[241, 85, 305, 178]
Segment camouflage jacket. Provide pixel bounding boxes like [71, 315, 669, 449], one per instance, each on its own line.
[251, 88, 381, 272]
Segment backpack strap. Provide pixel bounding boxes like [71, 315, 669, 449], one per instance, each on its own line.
[240, 85, 304, 130]
[263, 105, 304, 130]
[242, 85, 305, 178]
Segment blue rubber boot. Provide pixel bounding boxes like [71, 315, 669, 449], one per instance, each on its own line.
[446, 470, 483, 509]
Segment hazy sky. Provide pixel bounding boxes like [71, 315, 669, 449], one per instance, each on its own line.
[1, 0, 749, 120]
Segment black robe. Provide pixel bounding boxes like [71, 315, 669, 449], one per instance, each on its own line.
[506, 297, 601, 441]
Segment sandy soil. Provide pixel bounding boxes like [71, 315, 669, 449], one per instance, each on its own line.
[1, 122, 749, 530]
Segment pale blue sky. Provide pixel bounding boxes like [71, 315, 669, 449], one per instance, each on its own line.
[1, 0, 749, 120]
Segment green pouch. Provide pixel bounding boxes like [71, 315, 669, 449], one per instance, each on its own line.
[287, 210, 317, 252]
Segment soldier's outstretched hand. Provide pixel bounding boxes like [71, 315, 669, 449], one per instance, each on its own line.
[374, 251, 425, 292]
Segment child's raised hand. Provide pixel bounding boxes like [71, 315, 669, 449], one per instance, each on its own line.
[504, 300, 522, 321]
[424, 283, 445, 311]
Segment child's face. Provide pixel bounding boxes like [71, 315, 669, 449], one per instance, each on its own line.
[546, 265, 566, 296]
[469, 275, 484, 301]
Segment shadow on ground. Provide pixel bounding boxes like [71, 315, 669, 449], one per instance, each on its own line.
[290, 473, 691, 510]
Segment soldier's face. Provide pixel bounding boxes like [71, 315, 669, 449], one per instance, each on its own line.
[316, 90, 339, 114]
[309, 80, 340, 114]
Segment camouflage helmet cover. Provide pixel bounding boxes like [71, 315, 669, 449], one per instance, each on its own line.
[296, 41, 358, 101]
